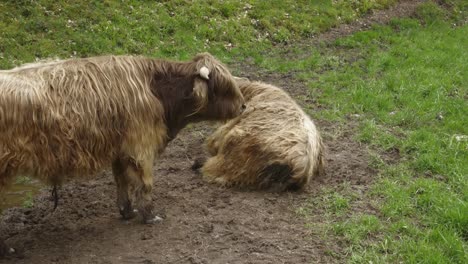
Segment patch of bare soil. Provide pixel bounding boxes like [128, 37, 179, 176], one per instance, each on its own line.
[0, 116, 373, 264]
[320, 0, 426, 42]
[0, 1, 424, 263]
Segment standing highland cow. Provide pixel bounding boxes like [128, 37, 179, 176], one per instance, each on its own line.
[0, 53, 245, 224]
[198, 78, 324, 191]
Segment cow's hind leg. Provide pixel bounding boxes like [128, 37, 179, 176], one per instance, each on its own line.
[112, 157, 137, 220]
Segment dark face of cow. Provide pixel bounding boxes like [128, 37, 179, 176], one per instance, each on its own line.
[150, 68, 244, 141]
[191, 66, 245, 121]
[149, 53, 244, 141]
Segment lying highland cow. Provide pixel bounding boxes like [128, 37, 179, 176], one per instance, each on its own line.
[0, 53, 245, 224]
[197, 79, 324, 191]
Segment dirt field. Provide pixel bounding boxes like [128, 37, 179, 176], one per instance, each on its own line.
[0, 1, 424, 263]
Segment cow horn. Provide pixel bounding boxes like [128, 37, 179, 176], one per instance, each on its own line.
[199, 66, 210, 80]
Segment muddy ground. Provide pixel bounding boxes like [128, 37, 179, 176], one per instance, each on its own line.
[0, 1, 424, 263]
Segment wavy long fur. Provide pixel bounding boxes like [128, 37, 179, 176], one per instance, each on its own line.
[0, 53, 243, 190]
[201, 79, 324, 191]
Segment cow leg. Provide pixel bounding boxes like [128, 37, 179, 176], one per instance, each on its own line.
[112, 157, 137, 220]
[133, 159, 162, 224]
[120, 125, 162, 224]
[0, 238, 8, 257]
[206, 126, 229, 156]
[0, 238, 14, 257]
[206, 119, 241, 156]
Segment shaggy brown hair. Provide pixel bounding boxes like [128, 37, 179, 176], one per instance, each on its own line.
[199, 79, 324, 191]
[0, 53, 244, 223]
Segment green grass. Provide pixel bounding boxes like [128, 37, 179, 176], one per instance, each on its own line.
[22, 191, 34, 208]
[1, 0, 467, 263]
[14, 175, 34, 185]
[285, 2, 467, 263]
[0, 0, 398, 69]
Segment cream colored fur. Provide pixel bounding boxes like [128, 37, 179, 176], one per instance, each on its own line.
[202, 80, 324, 191]
[0, 53, 243, 222]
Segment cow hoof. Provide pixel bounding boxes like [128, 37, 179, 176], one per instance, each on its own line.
[144, 215, 163, 224]
[120, 208, 138, 220]
[191, 157, 206, 171]
[0, 247, 15, 258]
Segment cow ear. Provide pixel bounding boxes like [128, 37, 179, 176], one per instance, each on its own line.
[207, 70, 215, 97]
[192, 78, 209, 110]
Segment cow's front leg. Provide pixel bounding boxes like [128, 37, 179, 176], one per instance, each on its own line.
[112, 157, 137, 220]
[130, 158, 161, 224]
